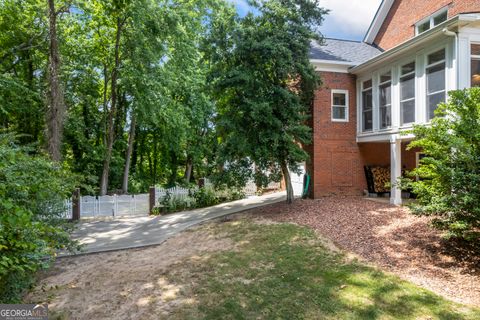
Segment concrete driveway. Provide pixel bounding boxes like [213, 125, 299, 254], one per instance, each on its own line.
[69, 192, 286, 254]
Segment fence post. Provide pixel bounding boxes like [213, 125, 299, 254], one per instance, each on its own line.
[72, 188, 81, 221]
[149, 186, 156, 215]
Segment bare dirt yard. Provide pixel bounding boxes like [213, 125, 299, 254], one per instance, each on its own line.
[250, 196, 480, 306]
[26, 225, 236, 319]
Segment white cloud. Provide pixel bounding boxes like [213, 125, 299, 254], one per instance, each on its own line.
[319, 0, 383, 39]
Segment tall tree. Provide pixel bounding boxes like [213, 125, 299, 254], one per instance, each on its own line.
[99, 13, 124, 195]
[46, 0, 66, 161]
[211, 0, 326, 203]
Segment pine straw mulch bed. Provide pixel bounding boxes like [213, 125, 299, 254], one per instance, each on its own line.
[247, 196, 480, 306]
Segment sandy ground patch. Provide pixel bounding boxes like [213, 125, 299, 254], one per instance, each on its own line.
[26, 225, 234, 320]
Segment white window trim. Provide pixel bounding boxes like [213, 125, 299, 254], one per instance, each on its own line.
[361, 81, 373, 131]
[378, 71, 392, 130]
[399, 61, 416, 126]
[470, 42, 480, 87]
[415, 7, 448, 35]
[425, 48, 447, 121]
[331, 89, 349, 122]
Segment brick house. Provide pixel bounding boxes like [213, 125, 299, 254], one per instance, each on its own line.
[307, 0, 480, 204]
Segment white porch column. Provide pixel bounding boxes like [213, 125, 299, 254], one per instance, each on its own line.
[390, 135, 402, 205]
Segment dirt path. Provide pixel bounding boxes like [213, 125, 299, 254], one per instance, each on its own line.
[249, 197, 480, 306]
[26, 225, 234, 319]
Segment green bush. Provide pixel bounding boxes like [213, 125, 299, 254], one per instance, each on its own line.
[0, 134, 78, 303]
[192, 187, 221, 208]
[157, 185, 246, 214]
[405, 88, 480, 241]
[159, 191, 195, 213]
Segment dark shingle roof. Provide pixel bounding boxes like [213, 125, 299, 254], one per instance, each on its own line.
[309, 38, 382, 65]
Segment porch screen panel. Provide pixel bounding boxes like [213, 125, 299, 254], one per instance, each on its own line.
[379, 71, 391, 129]
[400, 62, 415, 125]
[426, 49, 446, 120]
[471, 44, 480, 87]
[362, 79, 373, 131]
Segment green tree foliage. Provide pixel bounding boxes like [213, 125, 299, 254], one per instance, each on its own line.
[405, 88, 480, 241]
[0, 0, 234, 194]
[0, 134, 77, 302]
[209, 0, 326, 203]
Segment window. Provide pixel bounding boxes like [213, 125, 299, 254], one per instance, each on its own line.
[331, 90, 348, 122]
[426, 49, 446, 120]
[400, 62, 415, 125]
[415, 8, 448, 35]
[471, 44, 480, 87]
[362, 80, 373, 131]
[379, 71, 391, 129]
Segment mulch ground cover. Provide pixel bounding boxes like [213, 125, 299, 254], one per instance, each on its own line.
[247, 196, 480, 306]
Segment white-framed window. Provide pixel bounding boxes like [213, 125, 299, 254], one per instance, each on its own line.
[426, 49, 446, 120]
[332, 89, 348, 122]
[400, 62, 415, 125]
[331, 90, 348, 122]
[471, 43, 480, 87]
[415, 7, 448, 35]
[362, 79, 373, 131]
[378, 71, 392, 129]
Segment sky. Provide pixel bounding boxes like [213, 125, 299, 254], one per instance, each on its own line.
[228, 0, 383, 41]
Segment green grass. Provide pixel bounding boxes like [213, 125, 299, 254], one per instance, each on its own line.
[165, 218, 480, 319]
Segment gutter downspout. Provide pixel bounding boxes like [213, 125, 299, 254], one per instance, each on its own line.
[443, 28, 459, 89]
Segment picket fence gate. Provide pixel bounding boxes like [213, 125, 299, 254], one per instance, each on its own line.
[63, 193, 149, 219]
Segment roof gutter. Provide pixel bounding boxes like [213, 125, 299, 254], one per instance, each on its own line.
[442, 27, 459, 89]
[351, 14, 478, 74]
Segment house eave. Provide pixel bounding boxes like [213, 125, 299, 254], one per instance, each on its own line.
[364, 0, 395, 44]
[352, 14, 480, 75]
[309, 59, 355, 73]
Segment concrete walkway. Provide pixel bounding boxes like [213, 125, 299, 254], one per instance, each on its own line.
[68, 192, 286, 255]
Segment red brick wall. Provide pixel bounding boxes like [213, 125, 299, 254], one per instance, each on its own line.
[307, 71, 422, 198]
[308, 71, 366, 197]
[374, 0, 480, 50]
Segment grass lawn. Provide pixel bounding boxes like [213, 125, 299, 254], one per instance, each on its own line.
[164, 217, 480, 319]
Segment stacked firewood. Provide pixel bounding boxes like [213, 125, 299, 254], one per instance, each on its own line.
[370, 167, 390, 193]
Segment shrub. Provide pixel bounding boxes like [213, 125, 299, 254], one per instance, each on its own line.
[405, 88, 480, 241]
[156, 185, 246, 214]
[0, 134, 78, 302]
[192, 187, 220, 208]
[159, 191, 195, 213]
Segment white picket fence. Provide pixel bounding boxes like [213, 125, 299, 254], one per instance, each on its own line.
[62, 172, 293, 219]
[63, 193, 150, 219]
[63, 199, 73, 219]
[81, 194, 149, 217]
[155, 186, 192, 203]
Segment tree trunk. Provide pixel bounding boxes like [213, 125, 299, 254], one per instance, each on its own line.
[101, 63, 108, 146]
[131, 126, 139, 173]
[281, 161, 294, 204]
[184, 155, 193, 183]
[99, 17, 122, 195]
[46, 0, 65, 162]
[121, 112, 136, 194]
